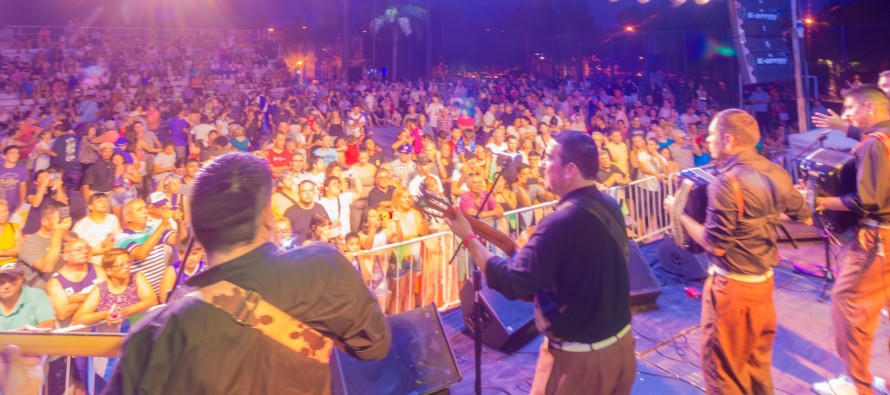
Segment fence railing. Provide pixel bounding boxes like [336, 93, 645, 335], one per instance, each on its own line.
[360, 168, 702, 315]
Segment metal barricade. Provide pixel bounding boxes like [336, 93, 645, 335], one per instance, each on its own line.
[356, 166, 731, 315]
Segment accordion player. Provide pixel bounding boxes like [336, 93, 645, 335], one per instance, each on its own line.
[667, 167, 718, 254]
[798, 148, 858, 237]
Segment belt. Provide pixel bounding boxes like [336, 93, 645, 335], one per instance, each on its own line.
[708, 265, 773, 283]
[860, 219, 890, 229]
[548, 324, 631, 352]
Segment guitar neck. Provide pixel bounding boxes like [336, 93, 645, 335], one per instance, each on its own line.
[462, 214, 518, 256]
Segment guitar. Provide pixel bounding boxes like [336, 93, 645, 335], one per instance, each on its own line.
[414, 187, 522, 256]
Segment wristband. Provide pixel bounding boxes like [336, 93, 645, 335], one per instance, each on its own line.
[462, 233, 484, 249]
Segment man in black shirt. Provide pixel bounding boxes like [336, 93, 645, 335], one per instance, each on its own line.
[81, 142, 115, 203]
[445, 131, 635, 395]
[107, 152, 390, 394]
[665, 109, 811, 394]
[283, 180, 330, 245]
[367, 168, 395, 210]
[810, 84, 890, 395]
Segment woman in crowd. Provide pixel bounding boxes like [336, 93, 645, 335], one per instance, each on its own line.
[388, 187, 429, 314]
[229, 124, 250, 152]
[271, 170, 298, 218]
[72, 248, 157, 392]
[22, 169, 68, 234]
[318, 173, 361, 238]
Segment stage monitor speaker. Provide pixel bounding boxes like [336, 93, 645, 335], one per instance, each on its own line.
[459, 278, 538, 351]
[628, 240, 662, 306]
[330, 305, 461, 395]
[658, 238, 709, 280]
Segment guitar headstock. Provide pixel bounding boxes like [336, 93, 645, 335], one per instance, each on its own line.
[414, 186, 455, 221]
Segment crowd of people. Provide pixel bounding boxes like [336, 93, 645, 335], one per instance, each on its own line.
[0, 23, 821, 393]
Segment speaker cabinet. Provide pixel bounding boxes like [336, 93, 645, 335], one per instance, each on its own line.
[459, 278, 538, 351]
[330, 305, 461, 395]
[658, 238, 709, 280]
[628, 240, 663, 306]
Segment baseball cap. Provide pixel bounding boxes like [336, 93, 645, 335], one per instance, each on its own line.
[398, 144, 412, 155]
[148, 192, 169, 207]
[0, 262, 24, 277]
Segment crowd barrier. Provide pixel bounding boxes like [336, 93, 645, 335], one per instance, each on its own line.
[364, 167, 705, 316]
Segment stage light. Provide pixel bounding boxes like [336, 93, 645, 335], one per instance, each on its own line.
[624, 26, 635, 32]
[267, 27, 274, 32]
[638, 0, 650, 3]
[539, 56, 545, 60]
[694, 0, 709, 4]
[804, 17, 814, 25]
[609, 0, 619, 3]
[301, 25, 308, 30]
[671, 0, 687, 5]
[296, 61, 303, 66]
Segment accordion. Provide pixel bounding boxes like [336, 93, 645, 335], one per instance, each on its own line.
[799, 148, 858, 236]
[669, 167, 718, 254]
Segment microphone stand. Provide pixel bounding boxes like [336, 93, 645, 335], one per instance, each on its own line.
[449, 170, 503, 395]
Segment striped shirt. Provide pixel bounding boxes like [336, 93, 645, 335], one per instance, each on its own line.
[116, 225, 174, 295]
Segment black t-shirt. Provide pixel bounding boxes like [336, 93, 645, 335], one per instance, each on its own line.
[283, 203, 330, 246]
[50, 133, 79, 173]
[81, 159, 115, 192]
[596, 164, 625, 184]
[367, 186, 395, 210]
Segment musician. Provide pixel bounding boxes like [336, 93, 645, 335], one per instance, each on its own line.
[105, 153, 391, 394]
[664, 109, 811, 394]
[810, 84, 890, 395]
[812, 70, 889, 141]
[443, 131, 636, 395]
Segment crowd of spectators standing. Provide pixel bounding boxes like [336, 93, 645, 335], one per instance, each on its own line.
[0, 22, 811, 394]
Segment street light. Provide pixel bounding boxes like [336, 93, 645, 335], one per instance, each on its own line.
[624, 26, 635, 32]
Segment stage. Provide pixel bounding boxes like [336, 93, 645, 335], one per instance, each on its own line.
[438, 240, 890, 394]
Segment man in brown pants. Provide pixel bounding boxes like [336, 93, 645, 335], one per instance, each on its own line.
[811, 84, 890, 395]
[666, 109, 811, 393]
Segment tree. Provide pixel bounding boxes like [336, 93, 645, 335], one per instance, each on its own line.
[370, 4, 427, 81]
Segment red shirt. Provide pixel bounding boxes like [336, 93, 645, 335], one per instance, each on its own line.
[266, 148, 292, 169]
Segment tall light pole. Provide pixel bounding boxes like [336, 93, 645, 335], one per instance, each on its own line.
[790, 0, 808, 133]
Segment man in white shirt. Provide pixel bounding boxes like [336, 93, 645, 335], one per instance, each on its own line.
[485, 126, 508, 155]
[678, 106, 701, 131]
[72, 193, 121, 265]
[426, 96, 445, 131]
[407, 157, 442, 197]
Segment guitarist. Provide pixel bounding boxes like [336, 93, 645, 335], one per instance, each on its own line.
[443, 131, 635, 395]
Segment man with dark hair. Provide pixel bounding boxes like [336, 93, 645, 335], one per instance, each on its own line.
[49, 124, 79, 186]
[19, 202, 70, 289]
[812, 70, 890, 142]
[81, 142, 115, 203]
[0, 145, 27, 212]
[168, 107, 190, 159]
[367, 168, 395, 210]
[665, 109, 811, 394]
[444, 131, 636, 394]
[810, 84, 890, 395]
[283, 180, 330, 245]
[107, 152, 391, 394]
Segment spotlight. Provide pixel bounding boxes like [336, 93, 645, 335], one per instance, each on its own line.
[638, 0, 650, 3]
[267, 27, 274, 32]
[694, 0, 709, 4]
[624, 26, 636, 32]
[803, 17, 814, 25]
[671, 0, 687, 5]
[609, 0, 619, 3]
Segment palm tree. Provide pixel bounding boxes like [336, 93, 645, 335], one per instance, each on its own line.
[370, 4, 427, 81]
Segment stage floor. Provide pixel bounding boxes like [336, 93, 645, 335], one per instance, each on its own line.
[440, 240, 890, 394]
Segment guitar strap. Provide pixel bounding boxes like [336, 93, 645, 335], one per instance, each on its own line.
[185, 281, 334, 364]
[569, 196, 629, 259]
